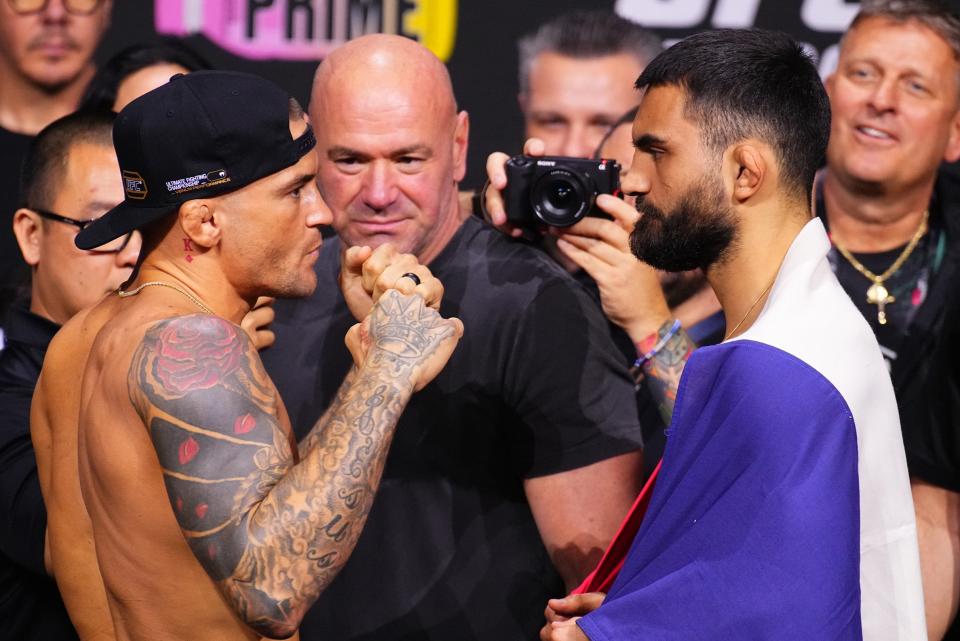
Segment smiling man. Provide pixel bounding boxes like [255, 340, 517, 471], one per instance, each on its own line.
[816, 3, 960, 638]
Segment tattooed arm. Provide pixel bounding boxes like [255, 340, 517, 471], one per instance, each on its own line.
[128, 290, 461, 638]
[544, 196, 696, 426]
[634, 322, 696, 425]
[294, 246, 447, 461]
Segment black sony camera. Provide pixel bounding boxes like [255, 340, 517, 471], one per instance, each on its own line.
[501, 155, 620, 228]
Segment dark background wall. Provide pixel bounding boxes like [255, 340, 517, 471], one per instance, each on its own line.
[97, 0, 960, 188]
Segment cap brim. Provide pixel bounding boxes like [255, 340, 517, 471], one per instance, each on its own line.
[75, 200, 178, 250]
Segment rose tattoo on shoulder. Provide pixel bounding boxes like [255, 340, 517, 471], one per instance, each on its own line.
[150, 316, 244, 396]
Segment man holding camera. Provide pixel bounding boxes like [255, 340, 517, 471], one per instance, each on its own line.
[261, 34, 647, 641]
[511, 11, 723, 468]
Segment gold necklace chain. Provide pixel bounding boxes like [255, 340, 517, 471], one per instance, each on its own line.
[724, 277, 776, 341]
[832, 209, 929, 326]
[833, 210, 929, 282]
[117, 281, 216, 316]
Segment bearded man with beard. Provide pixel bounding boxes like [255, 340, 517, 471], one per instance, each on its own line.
[491, 28, 925, 641]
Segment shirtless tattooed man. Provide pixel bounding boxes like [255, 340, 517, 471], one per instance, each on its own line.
[30, 70, 462, 641]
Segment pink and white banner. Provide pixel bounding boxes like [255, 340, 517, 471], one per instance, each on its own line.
[155, 0, 458, 62]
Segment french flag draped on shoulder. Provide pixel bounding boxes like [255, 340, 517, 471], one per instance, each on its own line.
[578, 219, 926, 641]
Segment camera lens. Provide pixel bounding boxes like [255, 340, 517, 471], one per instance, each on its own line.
[547, 182, 576, 208]
[530, 170, 589, 227]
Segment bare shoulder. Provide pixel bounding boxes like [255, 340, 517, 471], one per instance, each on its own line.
[125, 314, 294, 581]
[73, 314, 291, 639]
[127, 314, 279, 430]
[40, 296, 132, 393]
[40, 306, 96, 380]
[33, 304, 104, 437]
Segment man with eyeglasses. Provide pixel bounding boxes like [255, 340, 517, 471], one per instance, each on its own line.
[0, 0, 112, 331]
[0, 109, 136, 640]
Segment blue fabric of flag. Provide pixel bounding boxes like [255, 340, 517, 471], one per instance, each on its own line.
[579, 339, 862, 641]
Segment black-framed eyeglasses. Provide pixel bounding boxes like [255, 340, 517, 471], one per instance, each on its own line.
[32, 208, 132, 254]
[8, 0, 104, 16]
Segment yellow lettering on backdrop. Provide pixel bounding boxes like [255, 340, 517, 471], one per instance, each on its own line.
[403, 0, 457, 62]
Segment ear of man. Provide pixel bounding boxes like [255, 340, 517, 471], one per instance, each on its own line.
[943, 108, 960, 163]
[823, 73, 836, 99]
[177, 199, 223, 251]
[452, 111, 470, 182]
[12, 209, 45, 266]
[724, 142, 768, 205]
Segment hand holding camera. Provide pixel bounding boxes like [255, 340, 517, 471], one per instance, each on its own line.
[552, 194, 670, 342]
[484, 139, 671, 343]
[483, 138, 621, 233]
[501, 154, 620, 228]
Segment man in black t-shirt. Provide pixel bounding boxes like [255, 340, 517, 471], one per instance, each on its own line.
[0, 0, 112, 324]
[817, 2, 960, 639]
[261, 35, 645, 641]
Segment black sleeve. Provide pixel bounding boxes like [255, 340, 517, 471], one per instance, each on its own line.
[502, 279, 644, 479]
[903, 307, 960, 492]
[0, 389, 48, 576]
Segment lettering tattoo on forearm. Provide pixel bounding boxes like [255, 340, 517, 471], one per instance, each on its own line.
[294, 291, 447, 458]
[127, 291, 455, 637]
[640, 323, 696, 425]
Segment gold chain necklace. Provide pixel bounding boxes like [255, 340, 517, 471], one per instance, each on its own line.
[724, 277, 776, 341]
[832, 209, 929, 326]
[117, 281, 216, 316]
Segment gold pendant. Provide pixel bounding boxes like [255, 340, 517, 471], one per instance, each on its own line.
[866, 281, 894, 326]
[866, 282, 888, 304]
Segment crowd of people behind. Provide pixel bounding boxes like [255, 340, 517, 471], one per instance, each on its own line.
[1, 0, 959, 640]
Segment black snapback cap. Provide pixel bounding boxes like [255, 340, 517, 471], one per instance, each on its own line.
[76, 70, 316, 250]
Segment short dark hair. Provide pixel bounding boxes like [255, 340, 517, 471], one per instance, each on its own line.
[849, 0, 960, 62]
[518, 11, 662, 96]
[288, 97, 304, 121]
[79, 39, 211, 112]
[20, 110, 116, 211]
[635, 29, 830, 202]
